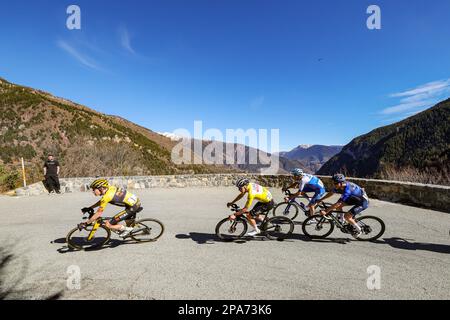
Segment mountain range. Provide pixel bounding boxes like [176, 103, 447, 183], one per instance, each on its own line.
[0, 77, 305, 189]
[2, 76, 448, 188]
[318, 98, 450, 185]
[279, 145, 343, 173]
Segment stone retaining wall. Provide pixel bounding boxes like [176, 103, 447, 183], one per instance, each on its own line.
[13, 174, 450, 213]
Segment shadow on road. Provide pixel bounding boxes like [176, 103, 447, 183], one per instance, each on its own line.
[175, 233, 249, 244]
[1, 246, 63, 299]
[52, 237, 139, 253]
[287, 232, 353, 244]
[379, 237, 450, 254]
[175, 232, 345, 244]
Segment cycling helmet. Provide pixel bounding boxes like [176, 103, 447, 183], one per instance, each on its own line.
[291, 168, 304, 176]
[90, 179, 109, 189]
[235, 178, 250, 189]
[332, 173, 346, 183]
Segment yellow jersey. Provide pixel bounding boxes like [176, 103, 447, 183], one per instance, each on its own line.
[99, 186, 139, 210]
[245, 183, 273, 208]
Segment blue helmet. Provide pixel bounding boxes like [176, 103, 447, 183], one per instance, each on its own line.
[332, 173, 346, 183]
[290, 168, 304, 177]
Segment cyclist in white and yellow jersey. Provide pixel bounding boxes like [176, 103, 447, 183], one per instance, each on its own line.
[227, 178, 275, 237]
[78, 179, 142, 238]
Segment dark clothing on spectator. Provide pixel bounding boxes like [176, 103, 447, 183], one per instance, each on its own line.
[44, 160, 60, 176]
[44, 160, 60, 193]
[45, 175, 61, 193]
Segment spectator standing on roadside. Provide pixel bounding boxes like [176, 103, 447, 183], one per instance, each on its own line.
[43, 154, 61, 194]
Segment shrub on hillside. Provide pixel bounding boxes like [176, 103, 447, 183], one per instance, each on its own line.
[0, 166, 20, 192]
[379, 165, 450, 186]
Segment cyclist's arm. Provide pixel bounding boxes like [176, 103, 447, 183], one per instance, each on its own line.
[85, 207, 104, 225]
[283, 182, 298, 190]
[236, 207, 249, 216]
[229, 192, 245, 206]
[290, 190, 303, 199]
[320, 192, 334, 201]
[89, 200, 102, 209]
[324, 201, 344, 215]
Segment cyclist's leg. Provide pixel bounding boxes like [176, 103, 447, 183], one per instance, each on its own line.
[247, 203, 264, 231]
[105, 208, 135, 231]
[125, 202, 141, 226]
[253, 200, 274, 222]
[344, 197, 367, 232]
[259, 200, 275, 220]
[309, 188, 326, 216]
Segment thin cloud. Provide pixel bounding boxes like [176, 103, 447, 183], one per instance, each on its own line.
[119, 25, 136, 54]
[381, 78, 450, 116]
[390, 79, 450, 98]
[381, 100, 435, 115]
[57, 40, 102, 71]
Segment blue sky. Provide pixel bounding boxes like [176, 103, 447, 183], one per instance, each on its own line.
[1, 0, 450, 152]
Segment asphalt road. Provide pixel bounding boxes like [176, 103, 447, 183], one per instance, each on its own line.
[1, 187, 449, 300]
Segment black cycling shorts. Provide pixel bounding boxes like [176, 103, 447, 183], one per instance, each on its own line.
[250, 200, 275, 217]
[342, 196, 369, 217]
[109, 203, 142, 225]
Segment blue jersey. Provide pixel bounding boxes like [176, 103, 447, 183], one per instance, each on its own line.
[298, 174, 325, 193]
[334, 182, 365, 203]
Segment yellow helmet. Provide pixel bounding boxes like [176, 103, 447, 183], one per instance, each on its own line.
[90, 179, 109, 190]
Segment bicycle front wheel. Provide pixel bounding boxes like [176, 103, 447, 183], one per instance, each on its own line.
[272, 202, 299, 220]
[66, 225, 111, 250]
[130, 219, 165, 242]
[302, 215, 334, 239]
[262, 216, 295, 240]
[215, 217, 247, 241]
[355, 216, 385, 241]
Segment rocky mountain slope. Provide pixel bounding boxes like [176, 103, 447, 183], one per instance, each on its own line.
[318, 98, 450, 185]
[0, 77, 235, 186]
[279, 145, 342, 173]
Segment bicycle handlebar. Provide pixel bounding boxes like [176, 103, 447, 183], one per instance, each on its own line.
[229, 204, 241, 212]
[81, 208, 95, 219]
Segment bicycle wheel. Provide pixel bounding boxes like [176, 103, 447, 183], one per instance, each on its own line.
[272, 202, 299, 220]
[66, 225, 111, 250]
[355, 216, 385, 241]
[262, 216, 295, 240]
[130, 219, 165, 242]
[215, 217, 247, 241]
[302, 215, 334, 239]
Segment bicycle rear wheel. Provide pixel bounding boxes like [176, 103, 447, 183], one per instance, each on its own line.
[302, 215, 334, 239]
[66, 225, 111, 250]
[215, 217, 247, 241]
[263, 216, 295, 240]
[272, 202, 299, 220]
[130, 218, 165, 242]
[355, 216, 385, 241]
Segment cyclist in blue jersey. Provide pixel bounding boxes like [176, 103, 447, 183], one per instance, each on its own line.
[283, 168, 326, 217]
[320, 174, 369, 238]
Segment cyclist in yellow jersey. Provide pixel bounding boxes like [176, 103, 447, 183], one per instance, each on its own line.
[78, 179, 142, 238]
[227, 178, 275, 237]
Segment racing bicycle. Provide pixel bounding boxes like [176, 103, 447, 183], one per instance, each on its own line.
[215, 204, 295, 241]
[272, 189, 324, 220]
[66, 208, 165, 250]
[302, 203, 385, 241]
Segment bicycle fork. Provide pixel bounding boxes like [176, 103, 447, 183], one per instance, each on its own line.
[87, 220, 102, 241]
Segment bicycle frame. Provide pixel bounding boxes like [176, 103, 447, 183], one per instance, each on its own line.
[283, 190, 327, 214]
[232, 206, 271, 224]
[82, 211, 141, 240]
[317, 202, 347, 227]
